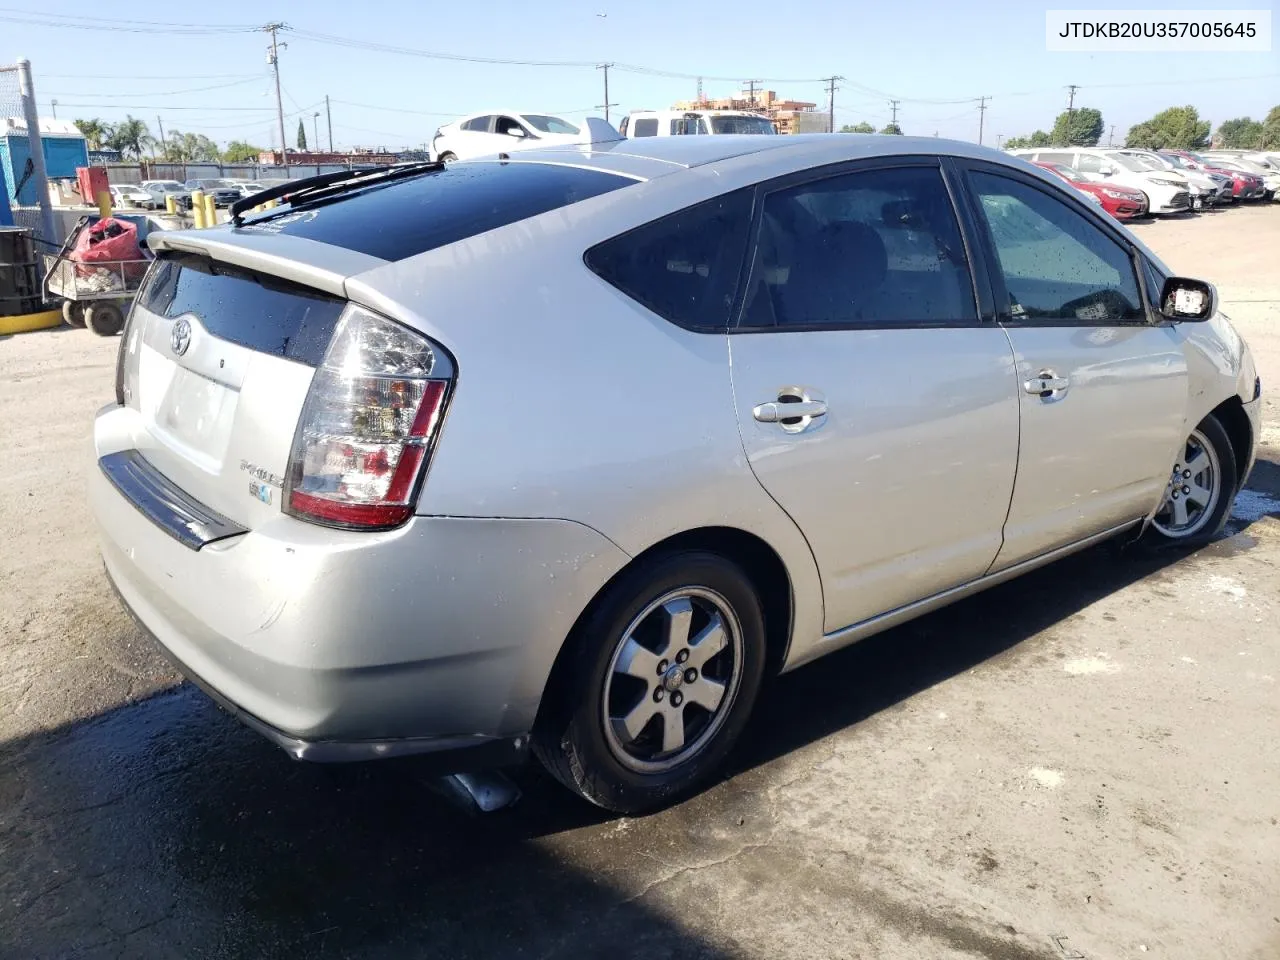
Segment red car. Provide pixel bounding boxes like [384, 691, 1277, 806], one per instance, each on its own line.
[1163, 150, 1265, 200]
[1032, 161, 1148, 219]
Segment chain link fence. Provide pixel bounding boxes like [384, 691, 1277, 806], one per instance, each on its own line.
[1, 60, 56, 255]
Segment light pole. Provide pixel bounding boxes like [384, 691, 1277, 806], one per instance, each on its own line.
[313, 112, 320, 153]
[50, 98, 57, 118]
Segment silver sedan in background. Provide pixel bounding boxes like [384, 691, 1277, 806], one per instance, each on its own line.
[91, 136, 1260, 813]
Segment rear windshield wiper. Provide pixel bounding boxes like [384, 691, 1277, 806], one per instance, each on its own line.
[230, 161, 444, 226]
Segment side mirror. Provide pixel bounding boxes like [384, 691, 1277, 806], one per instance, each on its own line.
[1159, 277, 1216, 322]
[1099, 165, 1115, 176]
[507, 127, 527, 138]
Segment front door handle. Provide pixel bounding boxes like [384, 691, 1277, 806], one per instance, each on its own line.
[752, 399, 828, 422]
[1023, 371, 1070, 398]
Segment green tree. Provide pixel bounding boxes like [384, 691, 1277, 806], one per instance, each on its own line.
[1215, 117, 1264, 148]
[73, 118, 111, 150]
[840, 122, 876, 133]
[297, 118, 308, 150]
[162, 131, 220, 162]
[1125, 105, 1210, 150]
[223, 140, 264, 163]
[1261, 105, 1280, 149]
[1050, 107, 1103, 146]
[1003, 130, 1052, 150]
[879, 123, 903, 135]
[106, 115, 154, 160]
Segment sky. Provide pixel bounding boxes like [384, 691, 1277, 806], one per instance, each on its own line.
[5, 1, 1278, 152]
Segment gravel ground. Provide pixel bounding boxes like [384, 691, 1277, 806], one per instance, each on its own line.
[1, 205, 1278, 960]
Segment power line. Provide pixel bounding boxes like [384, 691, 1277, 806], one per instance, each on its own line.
[0, 11, 258, 34]
[44, 76, 268, 99]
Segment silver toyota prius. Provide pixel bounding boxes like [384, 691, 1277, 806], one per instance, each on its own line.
[92, 135, 1261, 813]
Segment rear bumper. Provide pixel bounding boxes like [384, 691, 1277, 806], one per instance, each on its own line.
[90, 425, 630, 759]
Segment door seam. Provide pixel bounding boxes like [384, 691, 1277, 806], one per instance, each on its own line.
[985, 321, 1022, 577]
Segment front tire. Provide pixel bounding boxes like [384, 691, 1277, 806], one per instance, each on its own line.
[437, 152, 457, 163]
[534, 551, 767, 814]
[84, 302, 125, 336]
[1143, 413, 1237, 548]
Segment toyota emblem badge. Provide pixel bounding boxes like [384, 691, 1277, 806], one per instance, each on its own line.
[170, 317, 192, 357]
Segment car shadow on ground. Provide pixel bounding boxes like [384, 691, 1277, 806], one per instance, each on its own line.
[2, 458, 1277, 959]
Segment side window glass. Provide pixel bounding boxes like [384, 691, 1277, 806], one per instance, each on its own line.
[632, 118, 658, 137]
[742, 165, 976, 328]
[969, 170, 1144, 323]
[1038, 152, 1074, 166]
[1076, 154, 1102, 173]
[618, 116, 629, 135]
[585, 190, 753, 330]
[495, 116, 524, 136]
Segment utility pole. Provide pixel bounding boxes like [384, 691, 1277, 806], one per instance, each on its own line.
[744, 79, 760, 110]
[1066, 83, 1079, 141]
[156, 115, 167, 159]
[1107, 124, 1115, 147]
[264, 22, 288, 165]
[977, 95, 988, 145]
[889, 99, 900, 130]
[596, 63, 616, 125]
[325, 94, 334, 152]
[696, 76, 703, 105]
[823, 76, 843, 134]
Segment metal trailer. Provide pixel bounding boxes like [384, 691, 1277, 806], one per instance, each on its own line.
[42, 216, 150, 336]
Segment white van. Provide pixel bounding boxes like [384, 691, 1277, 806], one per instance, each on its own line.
[619, 109, 777, 137]
[1007, 147, 1192, 215]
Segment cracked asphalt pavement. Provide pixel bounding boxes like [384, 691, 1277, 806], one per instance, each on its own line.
[2, 206, 1279, 960]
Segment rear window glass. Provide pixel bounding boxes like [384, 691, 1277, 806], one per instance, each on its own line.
[585, 189, 753, 331]
[239, 162, 634, 261]
[138, 255, 346, 366]
[631, 118, 659, 137]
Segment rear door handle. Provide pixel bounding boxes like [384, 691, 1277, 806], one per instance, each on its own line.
[752, 399, 828, 422]
[1023, 372, 1070, 397]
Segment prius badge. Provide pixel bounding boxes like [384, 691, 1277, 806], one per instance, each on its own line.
[170, 316, 192, 356]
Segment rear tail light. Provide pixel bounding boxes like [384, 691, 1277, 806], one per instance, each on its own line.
[285, 305, 454, 530]
[115, 301, 142, 408]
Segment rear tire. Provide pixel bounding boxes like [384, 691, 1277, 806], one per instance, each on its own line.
[1142, 413, 1237, 548]
[61, 300, 86, 328]
[84, 302, 125, 337]
[533, 551, 767, 814]
[438, 152, 457, 163]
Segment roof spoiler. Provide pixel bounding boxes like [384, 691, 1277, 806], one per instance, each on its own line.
[576, 116, 624, 146]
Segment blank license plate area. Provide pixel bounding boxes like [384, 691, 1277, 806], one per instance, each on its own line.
[149, 365, 238, 472]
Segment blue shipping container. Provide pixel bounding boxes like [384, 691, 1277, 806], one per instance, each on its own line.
[1, 128, 89, 206]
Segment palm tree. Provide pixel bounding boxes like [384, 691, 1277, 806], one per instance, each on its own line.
[73, 118, 112, 150]
[108, 116, 155, 160]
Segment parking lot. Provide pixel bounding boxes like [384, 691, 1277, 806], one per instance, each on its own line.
[1, 204, 1278, 960]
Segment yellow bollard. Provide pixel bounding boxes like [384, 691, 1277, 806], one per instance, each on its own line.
[165, 195, 177, 215]
[95, 190, 112, 219]
[265, 198, 279, 210]
[203, 194, 217, 227]
[190, 190, 206, 229]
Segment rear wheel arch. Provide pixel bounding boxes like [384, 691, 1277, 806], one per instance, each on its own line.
[534, 525, 794, 730]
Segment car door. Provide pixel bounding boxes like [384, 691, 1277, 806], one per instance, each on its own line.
[729, 160, 1021, 633]
[959, 162, 1188, 570]
[494, 114, 538, 153]
[457, 115, 499, 159]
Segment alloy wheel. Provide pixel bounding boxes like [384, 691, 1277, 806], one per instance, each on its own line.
[602, 587, 744, 774]
[1151, 428, 1221, 538]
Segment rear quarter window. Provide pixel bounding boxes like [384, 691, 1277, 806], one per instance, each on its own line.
[585, 189, 753, 331]
[239, 162, 634, 262]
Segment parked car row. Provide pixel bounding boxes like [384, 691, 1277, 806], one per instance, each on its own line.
[429, 108, 776, 161]
[1008, 146, 1277, 220]
[106, 178, 272, 211]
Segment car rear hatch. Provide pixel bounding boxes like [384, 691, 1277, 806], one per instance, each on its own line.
[116, 230, 387, 532]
